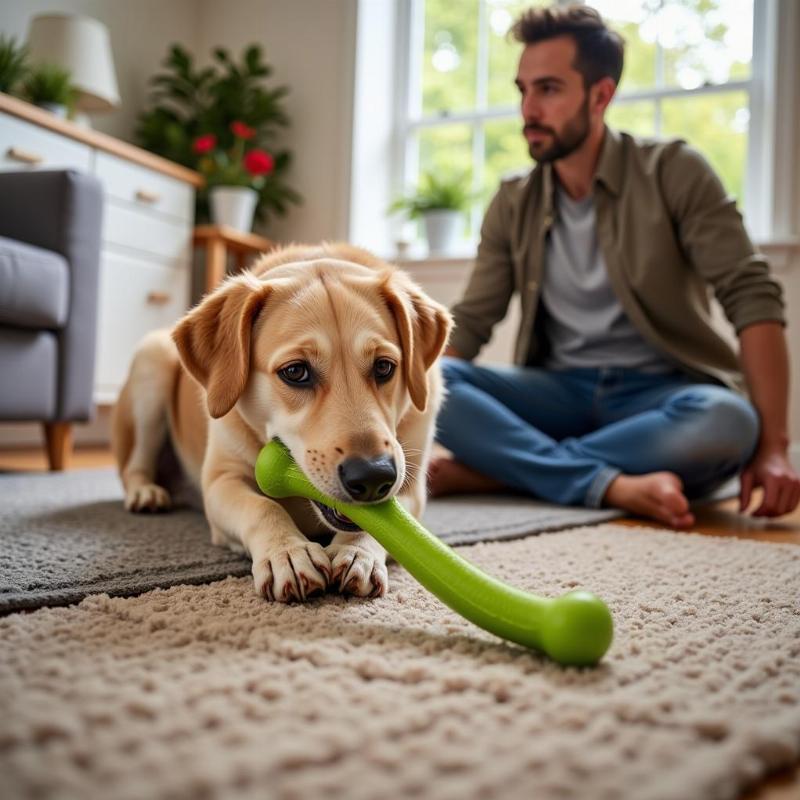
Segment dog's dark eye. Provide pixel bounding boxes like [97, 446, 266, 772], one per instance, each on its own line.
[278, 361, 313, 386]
[373, 358, 396, 383]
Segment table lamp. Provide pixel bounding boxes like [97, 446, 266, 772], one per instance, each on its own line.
[26, 13, 120, 122]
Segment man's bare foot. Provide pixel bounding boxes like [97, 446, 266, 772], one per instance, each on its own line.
[427, 456, 507, 498]
[604, 471, 695, 529]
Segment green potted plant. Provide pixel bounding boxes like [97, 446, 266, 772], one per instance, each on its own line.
[389, 171, 473, 255]
[136, 43, 300, 227]
[21, 63, 75, 118]
[0, 34, 28, 95]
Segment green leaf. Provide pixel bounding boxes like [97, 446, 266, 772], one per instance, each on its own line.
[388, 171, 475, 218]
[0, 34, 29, 94]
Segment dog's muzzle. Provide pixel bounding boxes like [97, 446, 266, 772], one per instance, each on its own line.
[338, 455, 397, 502]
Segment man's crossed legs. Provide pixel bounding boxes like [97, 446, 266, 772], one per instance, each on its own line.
[431, 358, 759, 528]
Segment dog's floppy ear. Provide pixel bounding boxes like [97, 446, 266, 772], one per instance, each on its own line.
[172, 273, 271, 418]
[381, 271, 453, 412]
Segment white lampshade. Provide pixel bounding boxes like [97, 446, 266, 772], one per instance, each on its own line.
[26, 14, 120, 112]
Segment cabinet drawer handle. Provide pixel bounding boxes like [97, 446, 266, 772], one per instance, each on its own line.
[135, 188, 161, 204]
[6, 146, 43, 165]
[146, 291, 172, 305]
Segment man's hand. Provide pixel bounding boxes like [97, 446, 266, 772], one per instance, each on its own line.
[739, 446, 800, 517]
[737, 322, 799, 517]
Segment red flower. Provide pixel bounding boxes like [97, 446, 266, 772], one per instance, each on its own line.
[244, 149, 275, 176]
[230, 120, 256, 140]
[192, 134, 217, 154]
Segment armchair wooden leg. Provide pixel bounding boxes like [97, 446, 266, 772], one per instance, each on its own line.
[44, 422, 72, 471]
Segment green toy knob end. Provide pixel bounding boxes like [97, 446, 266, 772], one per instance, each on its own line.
[539, 590, 614, 666]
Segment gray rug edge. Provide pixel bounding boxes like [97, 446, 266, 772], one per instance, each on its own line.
[0, 468, 737, 616]
[0, 563, 253, 615]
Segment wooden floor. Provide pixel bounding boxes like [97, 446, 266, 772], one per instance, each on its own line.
[1, 445, 798, 799]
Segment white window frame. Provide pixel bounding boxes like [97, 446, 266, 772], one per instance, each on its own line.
[348, 0, 800, 256]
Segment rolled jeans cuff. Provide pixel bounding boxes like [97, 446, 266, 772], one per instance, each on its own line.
[586, 466, 621, 509]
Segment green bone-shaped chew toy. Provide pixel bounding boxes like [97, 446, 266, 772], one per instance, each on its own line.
[255, 440, 613, 666]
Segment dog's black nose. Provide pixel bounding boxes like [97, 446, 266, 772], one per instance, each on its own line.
[338, 456, 397, 502]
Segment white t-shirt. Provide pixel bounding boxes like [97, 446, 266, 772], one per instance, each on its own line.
[541, 183, 672, 372]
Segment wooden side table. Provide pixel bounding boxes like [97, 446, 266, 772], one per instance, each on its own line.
[193, 224, 276, 294]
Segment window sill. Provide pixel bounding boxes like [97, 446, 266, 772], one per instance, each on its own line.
[755, 238, 800, 272]
[386, 238, 800, 271]
[385, 240, 477, 267]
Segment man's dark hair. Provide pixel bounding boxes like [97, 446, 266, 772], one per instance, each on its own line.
[510, 4, 624, 88]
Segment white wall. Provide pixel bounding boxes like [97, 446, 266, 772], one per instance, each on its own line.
[772, 251, 800, 457]
[0, 0, 199, 143]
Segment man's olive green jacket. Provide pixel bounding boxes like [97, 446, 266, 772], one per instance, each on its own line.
[448, 127, 785, 392]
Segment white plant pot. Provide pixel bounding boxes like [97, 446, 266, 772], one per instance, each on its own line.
[210, 186, 258, 232]
[36, 102, 69, 118]
[422, 209, 464, 255]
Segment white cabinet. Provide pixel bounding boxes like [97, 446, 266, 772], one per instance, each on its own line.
[94, 150, 193, 222]
[95, 252, 190, 399]
[0, 113, 92, 173]
[0, 99, 199, 404]
[101, 201, 193, 264]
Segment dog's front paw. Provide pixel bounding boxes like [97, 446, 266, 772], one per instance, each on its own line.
[253, 541, 332, 602]
[327, 543, 388, 598]
[125, 483, 171, 512]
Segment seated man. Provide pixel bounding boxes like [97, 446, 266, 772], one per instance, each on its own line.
[430, 4, 800, 528]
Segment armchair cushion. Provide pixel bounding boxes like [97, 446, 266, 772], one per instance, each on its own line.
[0, 329, 57, 419]
[0, 170, 103, 421]
[0, 235, 69, 329]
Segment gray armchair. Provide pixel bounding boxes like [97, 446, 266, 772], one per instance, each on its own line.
[0, 170, 103, 469]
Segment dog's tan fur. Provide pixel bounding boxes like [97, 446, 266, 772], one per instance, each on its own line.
[112, 243, 452, 601]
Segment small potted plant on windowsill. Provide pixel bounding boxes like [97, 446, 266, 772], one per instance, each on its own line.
[389, 171, 473, 256]
[194, 120, 276, 232]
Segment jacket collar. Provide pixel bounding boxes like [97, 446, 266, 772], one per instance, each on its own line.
[593, 125, 623, 197]
[540, 124, 622, 208]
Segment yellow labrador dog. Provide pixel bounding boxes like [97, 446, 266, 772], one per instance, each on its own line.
[112, 243, 452, 602]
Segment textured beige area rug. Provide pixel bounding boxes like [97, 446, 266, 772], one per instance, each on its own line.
[1, 525, 799, 800]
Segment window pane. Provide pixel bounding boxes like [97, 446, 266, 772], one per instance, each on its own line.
[661, 1, 752, 88]
[591, 0, 752, 91]
[487, 0, 535, 107]
[590, 0, 656, 90]
[418, 124, 474, 182]
[422, 0, 479, 116]
[606, 99, 656, 137]
[483, 117, 530, 209]
[661, 90, 748, 202]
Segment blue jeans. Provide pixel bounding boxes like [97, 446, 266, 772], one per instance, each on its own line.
[436, 358, 760, 508]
